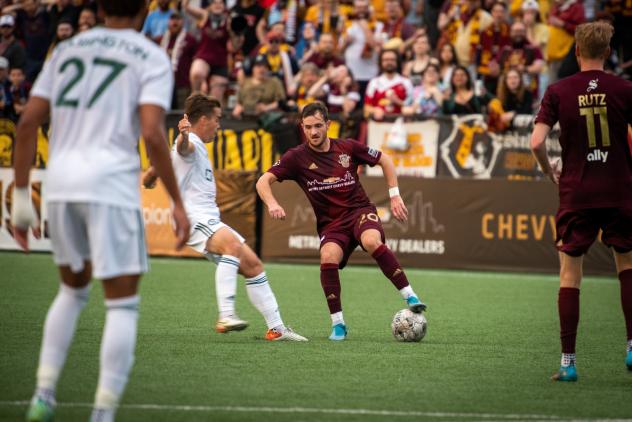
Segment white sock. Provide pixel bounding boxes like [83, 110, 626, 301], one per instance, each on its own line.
[35, 283, 90, 400]
[245, 272, 284, 330]
[216, 255, 240, 319]
[90, 407, 115, 422]
[627, 339, 632, 353]
[94, 295, 140, 417]
[331, 311, 344, 326]
[561, 353, 576, 367]
[399, 285, 416, 300]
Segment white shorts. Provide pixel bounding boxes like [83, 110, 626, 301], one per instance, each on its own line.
[48, 202, 148, 279]
[188, 218, 245, 264]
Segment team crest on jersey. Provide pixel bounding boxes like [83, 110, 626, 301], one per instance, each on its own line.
[367, 147, 379, 158]
[273, 160, 281, 166]
[338, 154, 350, 168]
[587, 78, 598, 92]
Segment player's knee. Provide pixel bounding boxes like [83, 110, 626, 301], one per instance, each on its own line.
[362, 237, 383, 254]
[224, 239, 243, 258]
[320, 250, 339, 264]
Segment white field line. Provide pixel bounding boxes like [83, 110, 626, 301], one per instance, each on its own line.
[1, 400, 631, 421]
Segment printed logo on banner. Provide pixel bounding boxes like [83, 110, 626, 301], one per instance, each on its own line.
[440, 115, 502, 179]
[366, 120, 439, 177]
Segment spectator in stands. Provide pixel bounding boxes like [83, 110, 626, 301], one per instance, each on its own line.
[438, 0, 492, 66]
[322, 64, 360, 117]
[438, 42, 457, 91]
[47, 17, 74, 56]
[383, 0, 419, 52]
[496, 68, 532, 127]
[232, 55, 286, 118]
[423, 0, 443, 48]
[184, 0, 231, 103]
[8, 0, 51, 82]
[303, 0, 351, 39]
[521, 0, 548, 54]
[287, 62, 326, 111]
[294, 21, 318, 61]
[305, 32, 344, 69]
[442, 65, 493, 114]
[403, 33, 439, 87]
[475, 1, 510, 95]
[496, 20, 544, 98]
[364, 49, 413, 120]
[77, 7, 96, 32]
[0, 14, 25, 71]
[142, 0, 173, 41]
[0, 56, 10, 117]
[48, 0, 80, 35]
[546, 0, 584, 83]
[230, 0, 266, 56]
[255, 30, 297, 93]
[265, 0, 300, 44]
[403, 63, 443, 116]
[605, 0, 632, 79]
[8, 66, 28, 121]
[340, 0, 383, 102]
[157, 12, 197, 109]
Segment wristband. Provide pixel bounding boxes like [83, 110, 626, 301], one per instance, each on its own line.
[388, 187, 400, 198]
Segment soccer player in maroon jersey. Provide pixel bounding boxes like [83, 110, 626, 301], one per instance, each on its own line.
[531, 21, 632, 381]
[256, 101, 426, 341]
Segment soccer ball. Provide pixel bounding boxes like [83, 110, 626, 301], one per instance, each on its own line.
[391, 309, 427, 342]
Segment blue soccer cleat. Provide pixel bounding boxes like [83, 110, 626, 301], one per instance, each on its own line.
[407, 296, 427, 313]
[551, 365, 578, 382]
[329, 323, 347, 341]
[626, 350, 632, 371]
[26, 397, 54, 422]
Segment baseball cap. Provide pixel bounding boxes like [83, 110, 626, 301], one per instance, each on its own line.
[521, 0, 539, 12]
[0, 57, 9, 69]
[0, 15, 15, 27]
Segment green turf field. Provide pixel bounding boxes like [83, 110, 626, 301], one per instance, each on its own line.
[1, 251, 631, 421]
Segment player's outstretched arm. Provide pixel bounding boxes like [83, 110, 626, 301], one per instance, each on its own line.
[530, 122, 559, 184]
[12, 96, 48, 250]
[378, 152, 408, 222]
[140, 104, 190, 249]
[176, 114, 195, 157]
[256, 172, 286, 220]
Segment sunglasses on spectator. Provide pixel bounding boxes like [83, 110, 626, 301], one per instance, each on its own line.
[269, 39, 282, 44]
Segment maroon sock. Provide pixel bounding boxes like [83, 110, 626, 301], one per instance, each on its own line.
[559, 287, 580, 354]
[619, 269, 632, 341]
[371, 244, 410, 290]
[320, 263, 342, 314]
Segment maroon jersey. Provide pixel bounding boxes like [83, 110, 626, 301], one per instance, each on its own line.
[535, 70, 632, 208]
[267, 138, 382, 232]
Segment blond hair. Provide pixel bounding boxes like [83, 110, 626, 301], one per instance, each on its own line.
[575, 21, 614, 60]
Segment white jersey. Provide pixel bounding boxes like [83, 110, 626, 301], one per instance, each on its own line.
[171, 132, 220, 222]
[30, 27, 173, 209]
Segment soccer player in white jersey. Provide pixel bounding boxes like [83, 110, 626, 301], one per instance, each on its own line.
[143, 93, 307, 341]
[11, 1, 190, 421]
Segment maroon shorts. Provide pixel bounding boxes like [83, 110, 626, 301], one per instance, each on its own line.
[319, 206, 386, 269]
[555, 207, 632, 257]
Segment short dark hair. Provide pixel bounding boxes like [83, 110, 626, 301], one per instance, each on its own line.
[184, 94, 222, 124]
[301, 101, 329, 121]
[97, 0, 145, 18]
[379, 49, 401, 74]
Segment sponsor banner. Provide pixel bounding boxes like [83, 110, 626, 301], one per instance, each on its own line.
[0, 168, 257, 258]
[366, 119, 439, 177]
[260, 176, 614, 274]
[437, 114, 561, 179]
[0, 115, 279, 172]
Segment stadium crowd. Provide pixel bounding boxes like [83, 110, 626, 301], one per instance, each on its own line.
[0, 0, 631, 127]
